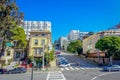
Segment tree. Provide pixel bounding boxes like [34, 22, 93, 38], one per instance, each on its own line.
[67, 40, 82, 55]
[10, 27, 27, 48]
[95, 36, 120, 65]
[0, 0, 24, 55]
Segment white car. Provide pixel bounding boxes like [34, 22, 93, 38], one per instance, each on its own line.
[59, 64, 69, 68]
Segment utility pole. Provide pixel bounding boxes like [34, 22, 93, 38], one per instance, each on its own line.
[31, 62, 34, 80]
[42, 44, 45, 70]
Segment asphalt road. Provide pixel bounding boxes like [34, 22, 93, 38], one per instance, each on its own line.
[1, 52, 120, 80]
[0, 71, 48, 80]
[62, 52, 97, 68]
[91, 72, 120, 80]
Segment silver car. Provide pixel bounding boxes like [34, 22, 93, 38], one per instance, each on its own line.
[103, 65, 120, 72]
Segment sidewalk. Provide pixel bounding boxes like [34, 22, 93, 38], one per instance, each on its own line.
[47, 59, 59, 71]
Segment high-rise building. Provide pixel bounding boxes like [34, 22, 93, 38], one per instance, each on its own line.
[68, 30, 80, 41]
[23, 21, 51, 39]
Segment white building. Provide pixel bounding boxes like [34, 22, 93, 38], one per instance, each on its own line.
[79, 32, 89, 40]
[59, 37, 69, 50]
[23, 21, 51, 39]
[68, 30, 80, 41]
[68, 30, 89, 41]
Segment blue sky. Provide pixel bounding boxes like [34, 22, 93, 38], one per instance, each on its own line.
[16, 0, 120, 42]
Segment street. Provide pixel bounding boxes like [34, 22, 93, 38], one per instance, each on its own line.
[0, 52, 120, 80]
[0, 71, 48, 80]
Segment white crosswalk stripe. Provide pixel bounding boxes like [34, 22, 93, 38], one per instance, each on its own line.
[69, 66, 75, 70]
[60, 67, 100, 71]
[46, 71, 66, 80]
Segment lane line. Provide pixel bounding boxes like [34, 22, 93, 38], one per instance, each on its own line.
[46, 71, 50, 80]
[90, 72, 120, 80]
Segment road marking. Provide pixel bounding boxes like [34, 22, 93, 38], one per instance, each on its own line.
[69, 67, 74, 70]
[90, 72, 120, 80]
[80, 67, 85, 70]
[46, 72, 50, 80]
[65, 67, 69, 70]
[61, 68, 64, 71]
[75, 67, 80, 70]
[46, 71, 66, 80]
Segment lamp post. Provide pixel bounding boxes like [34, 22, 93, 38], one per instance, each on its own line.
[31, 62, 34, 80]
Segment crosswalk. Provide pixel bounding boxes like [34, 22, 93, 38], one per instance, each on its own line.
[60, 67, 100, 71]
[46, 71, 66, 80]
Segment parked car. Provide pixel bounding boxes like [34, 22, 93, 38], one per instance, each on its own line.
[55, 51, 61, 54]
[0, 68, 7, 74]
[103, 65, 120, 72]
[7, 67, 27, 74]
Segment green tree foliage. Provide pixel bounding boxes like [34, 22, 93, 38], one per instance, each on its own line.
[10, 27, 27, 48]
[45, 50, 54, 62]
[0, 0, 24, 52]
[67, 40, 82, 55]
[95, 36, 120, 64]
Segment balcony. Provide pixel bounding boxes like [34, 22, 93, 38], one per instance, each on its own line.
[33, 54, 43, 58]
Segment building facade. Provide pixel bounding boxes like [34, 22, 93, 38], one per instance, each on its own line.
[24, 21, 51, 39]
[68, 30, 80, 41]
[79, 32, 89, 40]
[82, 34, 100, 54]
[83, 29, 120, 55]
[68, 30, 89, 41]
[58, 37, 69, 50]
[29, 30, 51, 60]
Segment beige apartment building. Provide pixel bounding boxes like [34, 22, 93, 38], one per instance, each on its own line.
[83, 29, 120, 56]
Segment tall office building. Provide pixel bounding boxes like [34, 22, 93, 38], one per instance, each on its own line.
[24, 21, 51, 39]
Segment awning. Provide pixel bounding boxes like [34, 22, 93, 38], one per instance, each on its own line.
[5, 42, 13, 47]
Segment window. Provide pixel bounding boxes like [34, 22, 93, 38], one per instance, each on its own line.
[42, 34, 45, 36]
[34, 39, 38, 45]
[34, 48, 37, 54]
[35, 34, 38, 36]
[37, 48, 42, 54]
[41, 39, 45, 45]
[7, 51, 10, 56]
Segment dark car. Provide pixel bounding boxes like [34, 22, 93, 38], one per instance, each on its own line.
[7, 67, 27, 74]
[103, 65, 120, 72]
[0, 68, 7, 74]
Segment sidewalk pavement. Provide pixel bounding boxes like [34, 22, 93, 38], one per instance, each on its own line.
[47, 59, 59, 71]
[27, 59, 59, 72]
